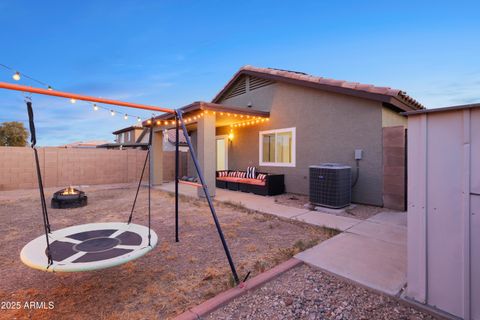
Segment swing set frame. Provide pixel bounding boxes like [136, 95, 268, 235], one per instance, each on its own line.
[0, 81, 241, 284]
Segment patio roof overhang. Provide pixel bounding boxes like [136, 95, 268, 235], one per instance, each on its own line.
[145, 101, 270, 129]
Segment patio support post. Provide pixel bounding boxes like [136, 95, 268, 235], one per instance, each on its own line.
[151, 129, 164, 185]
[196, 111, 216, 197]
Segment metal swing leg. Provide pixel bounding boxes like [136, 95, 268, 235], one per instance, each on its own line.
[175, 110, 240, 284]
[175, 114, 179, 242]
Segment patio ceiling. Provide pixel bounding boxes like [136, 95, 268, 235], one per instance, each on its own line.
[148, 101, 270, 130]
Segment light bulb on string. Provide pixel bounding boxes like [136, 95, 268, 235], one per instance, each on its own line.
[70, 98, 76, 104]
[47, 86, 53, 91]
[124, 114, 128, 120]
[93, 104, 99, 111]
[110, 110, 115, 116]
[12, 72, 20, 81]
[137, 117, 141, 122]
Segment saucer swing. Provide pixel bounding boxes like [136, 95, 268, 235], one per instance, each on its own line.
[1, 82, 240, 283]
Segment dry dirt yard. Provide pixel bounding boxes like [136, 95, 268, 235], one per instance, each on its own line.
[208, 264, 439, 320]
[0, 184, 331, 320]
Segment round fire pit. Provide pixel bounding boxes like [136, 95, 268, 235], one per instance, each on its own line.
[51, 187, 88, 209]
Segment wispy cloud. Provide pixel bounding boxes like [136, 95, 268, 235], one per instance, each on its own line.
[414, 71, 480, 108]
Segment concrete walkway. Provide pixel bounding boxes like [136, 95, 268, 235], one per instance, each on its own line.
[156, 182, 407, 296]
[156, 183, 352, 227]
[296, 211, 407, 296]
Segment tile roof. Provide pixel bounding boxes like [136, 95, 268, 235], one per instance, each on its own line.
[212, 65, 425, 111]
[166, 129, 187, 145]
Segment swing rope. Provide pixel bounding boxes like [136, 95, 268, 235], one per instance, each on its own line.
[127, 118, 153, 246]
[26, 100, 53, 267]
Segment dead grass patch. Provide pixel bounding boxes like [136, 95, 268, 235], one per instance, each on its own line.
[0, 186, 335, 319]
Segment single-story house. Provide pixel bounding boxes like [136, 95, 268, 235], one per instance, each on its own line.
[98, 125, 149, 149]
[149, 66, 424, 208]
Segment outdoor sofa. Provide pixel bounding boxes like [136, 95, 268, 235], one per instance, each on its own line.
[215, 169, 285, 196]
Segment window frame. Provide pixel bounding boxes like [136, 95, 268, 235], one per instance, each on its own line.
[258, 127, 296, 167]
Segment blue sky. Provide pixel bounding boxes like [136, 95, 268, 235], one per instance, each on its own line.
[0, 1, 478, 146]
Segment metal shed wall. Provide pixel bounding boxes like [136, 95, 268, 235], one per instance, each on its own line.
[406, 107, 479, 319]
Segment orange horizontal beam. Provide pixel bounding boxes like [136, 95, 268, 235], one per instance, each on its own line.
[177, 180, 203, 188]
[0, 82, 175, 114]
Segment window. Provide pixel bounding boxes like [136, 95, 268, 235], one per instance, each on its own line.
[259, 127, 296, 167]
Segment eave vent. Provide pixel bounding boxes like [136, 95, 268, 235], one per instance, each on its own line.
[224, 76, 247, 99]
[249, 76, 274, 91]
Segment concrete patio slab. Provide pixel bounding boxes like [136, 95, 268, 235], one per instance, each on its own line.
[348, 220, 407, 246]
[367, 211, 407, 227]
[294, 211, 361, 231]
[295, 232, 407, 295]
[155, 182, 310, 219]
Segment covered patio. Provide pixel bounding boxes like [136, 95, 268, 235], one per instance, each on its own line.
[149, 102, 270, 197]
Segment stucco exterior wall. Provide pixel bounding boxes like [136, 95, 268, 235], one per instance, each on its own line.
[218, 82, 384, 206]
[382, 106, 407, 127]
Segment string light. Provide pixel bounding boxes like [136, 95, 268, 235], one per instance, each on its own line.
[0, 62, 149, 124]
[110, 110, 115, 116]
[124, 114, 128, 120]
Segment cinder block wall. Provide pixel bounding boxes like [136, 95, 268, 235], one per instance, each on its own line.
[382, 126, 406, 210]
[0, 147, 165, 191]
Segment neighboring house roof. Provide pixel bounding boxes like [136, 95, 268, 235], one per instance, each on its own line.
[96, 142, 148, 149]
[403, 102, 480, 116]
[60, 140, 109, 148]
[212, 65, 424, 111]
[112, 125, 144, 135]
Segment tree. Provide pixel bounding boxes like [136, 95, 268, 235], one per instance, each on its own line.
[0, 122, 29, 146]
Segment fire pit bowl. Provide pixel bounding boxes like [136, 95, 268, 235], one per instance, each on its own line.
[51, 186, 88, 209]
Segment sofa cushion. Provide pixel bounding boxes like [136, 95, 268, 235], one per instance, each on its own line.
[217, 176, 242, 183]
[239, 178, 265, 186]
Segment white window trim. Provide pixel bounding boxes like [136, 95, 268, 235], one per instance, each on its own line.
[259, 127, 296, 167]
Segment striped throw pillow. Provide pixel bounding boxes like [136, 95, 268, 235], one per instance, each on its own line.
[228, 171, 235, 177]
[257, 173, 267, 180]
[246, 166, 256, 179]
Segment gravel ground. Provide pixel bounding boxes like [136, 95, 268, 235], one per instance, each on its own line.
[273, 193, 390, 220]
[207, 264, 439, 320]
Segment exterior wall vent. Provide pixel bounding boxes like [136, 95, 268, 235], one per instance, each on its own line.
[309, 163, 351, 208]
[223, 76, 247, 100]
[249, 76, 274, 91]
